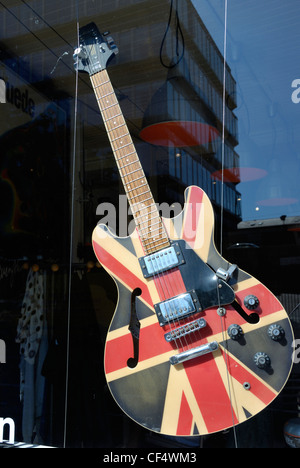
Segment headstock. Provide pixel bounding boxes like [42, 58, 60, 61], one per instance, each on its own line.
[73, 22, 118, 75]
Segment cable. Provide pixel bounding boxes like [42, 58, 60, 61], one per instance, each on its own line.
[159, 0, 185, 69]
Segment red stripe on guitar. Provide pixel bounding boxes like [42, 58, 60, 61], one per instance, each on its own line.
[154, 268, 186, 302]
[182, 186, 204, 247]
[105, 333, 133, 374]
[105, 321, 171, 374]
[176, 392, 194, 436]
[223, 349, 277, 405]
[93, 239, 153, 307]
[184, 353, 238, 433]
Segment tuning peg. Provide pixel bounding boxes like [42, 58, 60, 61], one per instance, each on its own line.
[106, 36, 119, 54]
[73, 46, 86, 59]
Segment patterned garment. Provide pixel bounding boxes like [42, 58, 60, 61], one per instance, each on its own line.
[16, 269, 44, 366]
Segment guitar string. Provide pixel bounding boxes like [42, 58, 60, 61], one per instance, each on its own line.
[92, 42, 208, 360]
[217, 0, 238, 448]
[137, 212, 205, 354]
[123, 153, 200, 352]
[127, 173, 202, 352]
[93, 55, 208, 358]
[93, 71, 191, 353]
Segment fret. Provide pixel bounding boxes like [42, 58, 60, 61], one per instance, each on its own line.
[134, 195, 153, 203]
[129, 175, 147, 184]
[133, 204, 158, 218]
[139, 228, 165, 240]
[96, 96, 117, 108]
[112, 141, 132, 152]
[97, 90, 115, 99]
[93, 79, 111, 87]
[144, 235, 169, 246]
[126, 182, 148, 193]
[143, 238, 170, 252]
[130, 188, 151, 198]
[105, 112, 123, 121]
[120, 159, 139, 169]
[138, 213, 162, 227]
[133, 201, 156, 212]
[121, 167, 143, 177]
[128, 195, 154, 209]
[109, 123, 127, 131]
[99, 101, 118, 111]
[132, 212, 157, 225]
[129, 192, 152, 205]
[120, 173, 144, 184]
[119, 151, 136, 160]
[110, 132, 130, 143]
[101, 107, 121, 121]
[138, 219, 161, 233]
[137, 209, 160, 220]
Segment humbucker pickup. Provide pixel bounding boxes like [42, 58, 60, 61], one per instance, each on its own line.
[154, 291, 201, 326]
[139, 242, 184, 278]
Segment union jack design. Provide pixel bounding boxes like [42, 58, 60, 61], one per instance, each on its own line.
[92, 185, 294, 436]
[74, 23, 294, 437]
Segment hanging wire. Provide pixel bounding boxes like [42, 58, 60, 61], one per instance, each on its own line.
[219, 0, 238, 449]
[220, 0, 228, 258]
[63, 3, 80, 449]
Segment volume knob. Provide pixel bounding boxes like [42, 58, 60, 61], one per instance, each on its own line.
[244, 294, 259, 310]
[228, 324, 244, 341]
[268, 324, 285, 341]
[254, 352, 271, 369]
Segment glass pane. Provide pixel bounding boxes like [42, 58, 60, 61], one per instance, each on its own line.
[0, 0, 299, 451]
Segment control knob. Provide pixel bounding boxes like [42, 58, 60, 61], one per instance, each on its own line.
[228, 324, 244, 341]
[244, 294, 259, 310]
[268, 324, 285, 341]
[254, 352, 271, 369]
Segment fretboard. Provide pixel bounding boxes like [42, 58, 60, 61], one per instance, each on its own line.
[91, 69, 170, 255]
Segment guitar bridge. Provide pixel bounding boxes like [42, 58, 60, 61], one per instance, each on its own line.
[164, 318, 206, 342]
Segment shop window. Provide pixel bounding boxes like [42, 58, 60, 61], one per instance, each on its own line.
[0, 0, 299, 451]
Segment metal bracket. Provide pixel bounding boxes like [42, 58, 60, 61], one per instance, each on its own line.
[216, 264, 237, 282]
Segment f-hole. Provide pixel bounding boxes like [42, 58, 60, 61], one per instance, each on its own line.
[127, 287, 142, 368]
[232, 300, 260, 324]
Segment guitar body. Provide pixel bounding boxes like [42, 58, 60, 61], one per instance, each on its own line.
[75, 22, 293, 437]
[93, 185, 294, 436]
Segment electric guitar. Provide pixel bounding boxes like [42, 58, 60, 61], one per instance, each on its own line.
[74, 23, 294, 437]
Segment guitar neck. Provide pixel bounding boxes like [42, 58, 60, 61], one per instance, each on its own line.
[90, 69, 170, 255]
